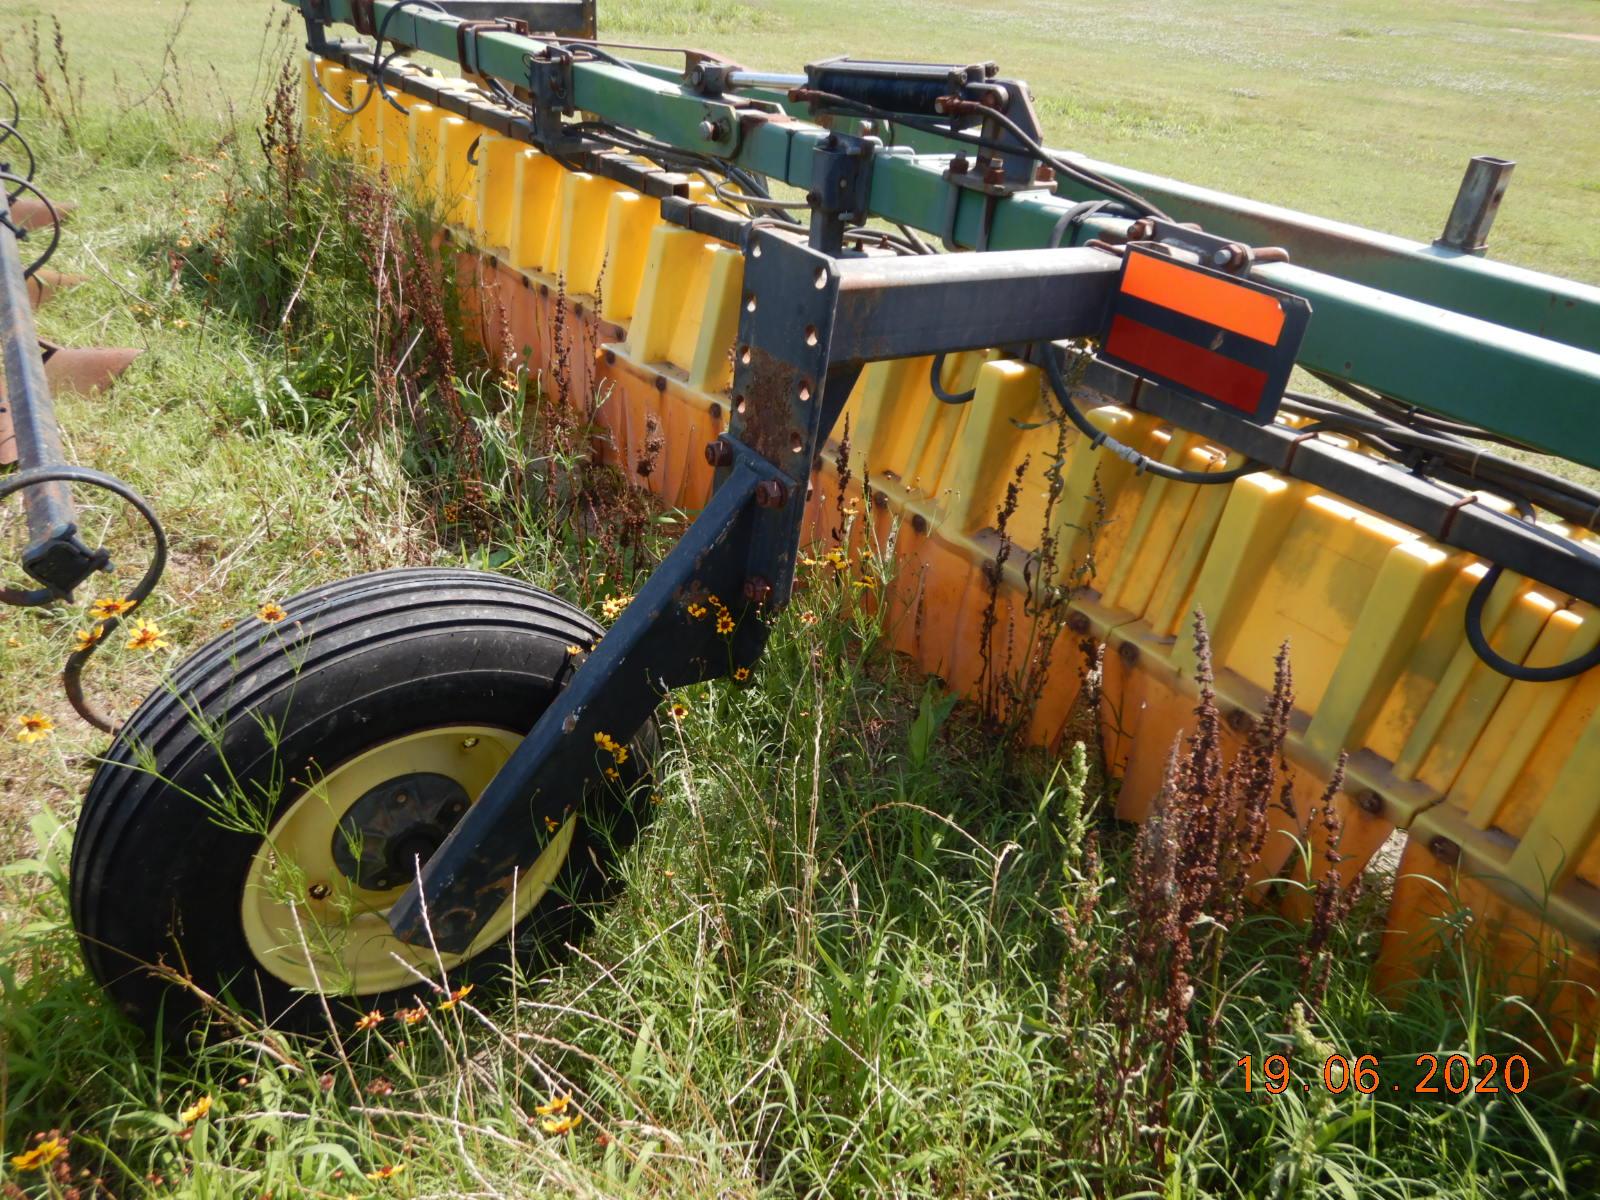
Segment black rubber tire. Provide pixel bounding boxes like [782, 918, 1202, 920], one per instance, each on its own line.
[70, 567, 652, 1036]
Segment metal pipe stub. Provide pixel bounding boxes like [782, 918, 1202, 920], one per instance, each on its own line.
[0, 192, 106, 599]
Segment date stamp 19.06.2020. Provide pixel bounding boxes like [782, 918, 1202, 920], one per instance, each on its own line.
[1237, 1053, 1532, 1096]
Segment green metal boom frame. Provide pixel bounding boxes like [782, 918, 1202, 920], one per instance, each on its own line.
[301, 0, 1600, 467]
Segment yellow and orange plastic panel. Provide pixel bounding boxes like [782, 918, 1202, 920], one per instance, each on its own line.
[303, 57, 1600, 1040]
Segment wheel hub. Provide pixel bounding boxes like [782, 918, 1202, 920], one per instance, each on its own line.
[331, 770, 471, 891]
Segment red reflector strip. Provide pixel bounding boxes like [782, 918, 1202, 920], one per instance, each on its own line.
[1104, 314, 1269, 414]
[1122, 251, 1286, 345]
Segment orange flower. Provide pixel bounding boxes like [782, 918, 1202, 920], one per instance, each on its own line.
[15, 713, 54, 744]
[686, 602, 707, 620]
[256, 602, 288, 624]
[126, 621, 171, 652]
[89, 597, 136, 620]
[603, 767, 620, 781]
[179, 1096, 213, 1125]
[396, 1006, 427, 1026]
[354, 1009, 384, 1032]
[799, 612, 819, 627]
[438, 984, 473, 1011]
[715, 611, 735, 636]
[74, 626, 106, 652]
[10, 1136, 66, 1172]
[734, 667, 751, 682]
[366, 1163, 406, 1181]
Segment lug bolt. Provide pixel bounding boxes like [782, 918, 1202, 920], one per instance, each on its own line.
[743, 576, 773, 605]
[1356, 790, 1384, 816]
[1036, 164, 1056, 185]
[697, 119, 716, 140]
[755, 479, 789, 508]
[393, 791, 409, 806]
[984, 162, 1007, 186]
[308, 882, 331, 900]
[705, 440, 735, 468]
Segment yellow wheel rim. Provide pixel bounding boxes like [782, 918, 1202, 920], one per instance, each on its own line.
[241, 725, 576, 996]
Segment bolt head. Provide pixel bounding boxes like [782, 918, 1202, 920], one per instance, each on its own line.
[705, 440, 734, 468]
[697, 119, 717, 140]
[755, 480, 788, 508]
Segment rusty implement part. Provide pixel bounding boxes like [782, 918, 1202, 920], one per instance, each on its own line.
[0, 373, 14, 465]
[26, 269, 86, 310]
[39, 341, 140, 395]
[8, 195, 73, 232]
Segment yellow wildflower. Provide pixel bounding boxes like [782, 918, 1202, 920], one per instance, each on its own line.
[15, 713, 54, 744]
[438, 984, 473, 1010]
[10, 1136, 66, 1172]
[354, 1009, 384, 1032]
[74, 626, 105, 652]
[179, 1095, 213, 1125]
[686, 602, 707, 620]
[600, 595, 631, 621]
[669, 703, 688, 720]
[544, 814, 560, 833]
[734, 667, 751, 682]
[799, 612, 819, 627]
[715, 611, 735, 635]
[256, 602, 289, 623]
[396, 1006, 428, 1026]
[535, 1094, 570, 1116]
[541, 1113, 583, 1136]
[366, 1164, 406, 1182]
[126, 621, 171, 652]
[89, 597, 136, 619]
[706, 594, 722, 607]
[603, 767, 620, 781]
[566, 644, 583, 656]
[594, 731, 622, 756]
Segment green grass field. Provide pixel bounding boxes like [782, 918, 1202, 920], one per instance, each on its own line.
[2, 2, 1598, 1197]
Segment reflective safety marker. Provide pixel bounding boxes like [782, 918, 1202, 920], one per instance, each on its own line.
[1100, 248, 1311, 422]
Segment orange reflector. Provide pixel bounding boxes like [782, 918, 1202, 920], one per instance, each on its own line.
[1121, 250, 1286, 345]
[1100, 247, 1311, 423]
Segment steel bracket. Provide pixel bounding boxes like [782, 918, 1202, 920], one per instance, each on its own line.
[456, 17, 529, 77]
[1123, 217, 1268, 275]
[389, 220, 1125, 954]
[526, 45, 576, 145]
[807, 132, 878, 255]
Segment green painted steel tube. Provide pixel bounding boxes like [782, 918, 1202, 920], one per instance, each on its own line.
[299, 0, 1600, 468]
